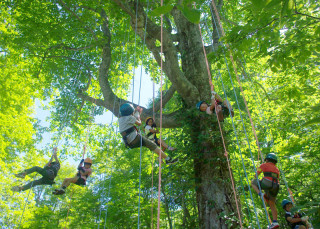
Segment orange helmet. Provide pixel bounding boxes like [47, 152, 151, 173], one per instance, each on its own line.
[84, 158, 92, 164]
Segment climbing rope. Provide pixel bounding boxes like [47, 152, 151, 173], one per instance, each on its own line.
[203, 18, 254, 225]
[239, 59, 295, 204]
[156, 1, 164, 227]
[17, 49, 88, 228]
[209, 2, 270, 226]
[196, 3, 243, 227]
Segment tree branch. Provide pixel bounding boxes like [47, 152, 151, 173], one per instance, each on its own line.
[57, 0, 98, 41]
[152, 85, 176, 113]
[111, 0, 135, 18]
[77, 92, 182, 128]
[128, 2, 199, 106]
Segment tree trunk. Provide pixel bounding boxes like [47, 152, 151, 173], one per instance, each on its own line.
[190, 115, 240, 229]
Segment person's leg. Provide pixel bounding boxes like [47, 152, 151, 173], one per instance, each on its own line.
[251, 179, 261, 194]
[20, 179, 44, 191]
[158, 139, 168, 149]
[268, 200, 278, 221]
[154, 147, 168, 159]
[16, 166, 46, 178]
[215, 105, 224, 121]
[60, 176, 79, 189]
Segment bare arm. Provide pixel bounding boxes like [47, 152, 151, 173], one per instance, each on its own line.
[287, 217, 303, 224]
[134, 106, 143, 126]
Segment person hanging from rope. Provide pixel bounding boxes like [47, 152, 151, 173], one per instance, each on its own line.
[281, 199, 312, 229]
[53, 158, 92, 195]
[12, 147, 60, 192]
[119, 103, 178, 164]
[196, 90, 234, 121]
[251, 153, 280, 229]
[144, 117, 175, 152]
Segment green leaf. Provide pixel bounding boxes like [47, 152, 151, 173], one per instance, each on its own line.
[149, 4, 174, 17]
[176, 5, 200, 24]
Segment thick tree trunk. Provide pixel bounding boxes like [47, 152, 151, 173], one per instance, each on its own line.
[190, 116, 240, 229]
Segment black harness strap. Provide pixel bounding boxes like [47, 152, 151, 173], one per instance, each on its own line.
[263, 172, 279, 180]
[121, 126, 138, 147]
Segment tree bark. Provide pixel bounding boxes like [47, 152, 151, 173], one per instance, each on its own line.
[191, 115, 240, 229]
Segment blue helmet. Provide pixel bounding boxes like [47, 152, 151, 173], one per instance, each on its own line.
[281, 199, 292, 209]
[120, 103, 134, 116]
[196, 101, 205, 110]
[265, 153, 278, 163]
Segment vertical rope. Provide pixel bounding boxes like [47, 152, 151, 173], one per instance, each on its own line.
[210, 0, 264, 161]
[209, 3, 270, 225]
[203, 18, 254, 225]
[150, 78, 155, 229]
[132, 0, 139, 103]
[240, 59, 295, 204]
[156, 1, 163, 227]
[197, 8, 243, 228]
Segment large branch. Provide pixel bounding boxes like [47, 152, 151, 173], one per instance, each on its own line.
[75, 8, 181, 128]
[151, 85, 176, 113]
[77, 93, 182, 128]
[115, 0, 199, 106]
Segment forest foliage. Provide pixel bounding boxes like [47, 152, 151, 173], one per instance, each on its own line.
[0, 0, 319, 228]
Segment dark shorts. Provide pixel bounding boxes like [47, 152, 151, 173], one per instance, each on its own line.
[75, 177, 86, 186]
[128, 134, 158, 151]
[252, 178, 279, 201]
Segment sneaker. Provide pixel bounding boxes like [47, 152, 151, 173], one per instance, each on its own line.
[165, 157, 179, 165]
[167, 146, 176, 151]
[15, 173, 26, 179]
[268, 222, 279, 229]
[12, 186, 21, 192]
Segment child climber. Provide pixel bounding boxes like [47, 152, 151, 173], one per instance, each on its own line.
[53, 158, 92, 195]
[281, 199, 312, 229]
[196, 90, 233, 121]
[145, 117, 175, 152]
[12, 147, 60, 192]
[251, 153, 280, 229]
[119, 103, 178, 164]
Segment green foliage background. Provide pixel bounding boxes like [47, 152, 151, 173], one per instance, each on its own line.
[0, 0, 319, 228]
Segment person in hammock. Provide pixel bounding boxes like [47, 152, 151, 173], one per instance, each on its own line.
[145, 117, 175, 152]
[251, 153, 280, 229]
[12, 147, 60, 192]
[119, 103, 178, 165]
[196, 90, 234, 121]
[53, 158, 92, 195]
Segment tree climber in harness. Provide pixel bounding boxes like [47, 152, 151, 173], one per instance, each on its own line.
[251, 153, 280, 229]
[119, 103, 178, 164]
[53, 158, 92, 195]
[12, 147, 60, 192]
[196, 90, 234, 121]
[281, 199, 312, 229]
[145, 117, 175, 152]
